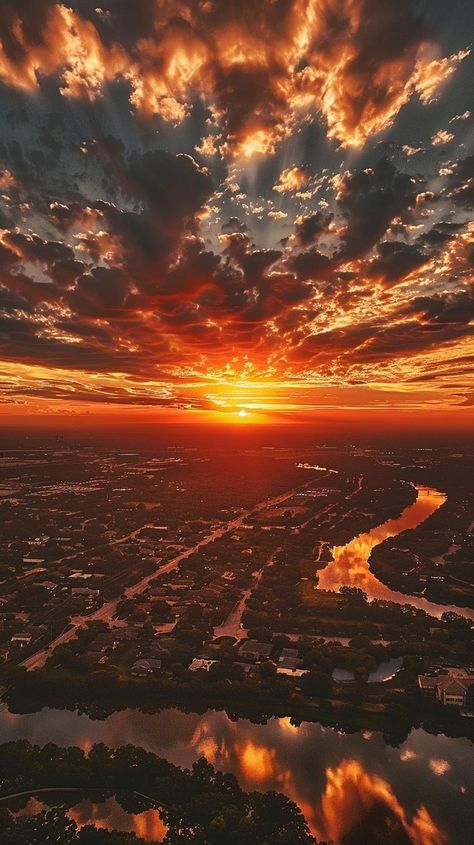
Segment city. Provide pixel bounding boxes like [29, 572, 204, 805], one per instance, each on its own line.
[1, 439, 472, 726]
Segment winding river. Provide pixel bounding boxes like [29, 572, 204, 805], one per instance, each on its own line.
[318, 484, 474, 621]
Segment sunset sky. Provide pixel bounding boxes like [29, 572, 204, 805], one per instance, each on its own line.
[0, 1, 473, 426]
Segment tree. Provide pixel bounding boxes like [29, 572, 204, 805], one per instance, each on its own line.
[302, 671, 333, 699]
[0, 808, 77, 845]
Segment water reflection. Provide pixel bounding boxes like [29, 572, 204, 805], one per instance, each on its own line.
[70, 799, 166, 842]
[1, 707, 471, 844]
[16, 796, 166, 842]
[333, 657, 403, 683]
[317, 485, 474, 620]
[319, 760, 446, 845]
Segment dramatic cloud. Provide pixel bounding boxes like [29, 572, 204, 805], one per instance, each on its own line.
[447, 156, 474, 208]
[368, 241, 429, 286]
[293, 212, 334, 246]
[0, 2, 469, 156]
[0, 1, 472, 417]
[335, 159, 421, 259]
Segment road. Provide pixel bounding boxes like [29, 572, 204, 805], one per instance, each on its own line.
[21, 480, 317, 671]
[213, 474, 363, 641]
[213, 548, 280, 640]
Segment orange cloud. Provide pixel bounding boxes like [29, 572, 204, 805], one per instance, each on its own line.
[0, 2, 468, 155]
[0, 4, 127, 98]
[0, 169, 16, 189]
[274, 167, 311, 193]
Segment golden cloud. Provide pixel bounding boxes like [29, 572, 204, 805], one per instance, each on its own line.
[0, 2, 468, 156]
[274, 166, 311, 193]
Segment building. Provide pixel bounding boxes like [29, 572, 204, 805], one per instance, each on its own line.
[189, 658, 216, 671]
[279, 648, 301, 661]
[11, 632, 33, 647]
[435, 676, 470, 707]
[277, 667, 307, 677]
[418, 668, 474, 708]
[277, 647, 307, 676]
[130, 658, 162, 677]
[238, 640, 273, 662]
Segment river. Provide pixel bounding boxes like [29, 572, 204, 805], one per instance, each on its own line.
[0, 706, 473, 844]
[318, 484, 474, 621]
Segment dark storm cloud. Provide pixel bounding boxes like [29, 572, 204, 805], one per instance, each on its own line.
[294, 212, 334, 246]
[0, 311, 124, 371]
[287, 248, 332, 282]
[221, 218, 248, 234]
[43, 148, 214, 297]
[1, 138, 472, 390]
[405, 290, 474, 325]
[368, 241, 429, 286]
[447, 155, 474, 207]
[5, 231, 75, 266]
[0, 240, 20, 270]
[49, 258, 87, 287]
[353, 321, 474, 363]
[68, 266, 131, 317]
[290, 323, 377, 363]
[336, 159, 421, 260]
[127, 150, 213, 229]
[418, 221, 464, 246]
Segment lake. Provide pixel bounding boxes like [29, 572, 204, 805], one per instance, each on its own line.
[332, 656, 403, 683]
[1, 705, 472, 844]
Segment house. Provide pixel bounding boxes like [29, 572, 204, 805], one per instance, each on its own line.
[10, 625, 47, 647]
[144, 639, 176, 658]
[89, 632, 118, 652]
[279, 648, 300, 661]
[11, 632, 32, 647]
[130, 658, 162, 677]
[71, 587, 100, 597]
[418, 675, 437, 695]
[34, 580, 58, 593]
[277, 656, 307, 677]
[278, 656, 305, 670]
[277, 665, 308, 677]
[197, 644, 222, 660]
[418, 668, 474, 708]
[113, 626, 140, 642]
[150, 637, 177, 654]
[189, 658, 216, 671]
[435, 677, 470, 707]
[234, 662, 253, 675]
[238, 640, 273, 662]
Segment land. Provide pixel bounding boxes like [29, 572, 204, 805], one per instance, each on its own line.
[0, 438, 473, 740]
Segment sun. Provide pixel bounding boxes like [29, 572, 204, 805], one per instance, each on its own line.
[238, 409, 247, 418]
